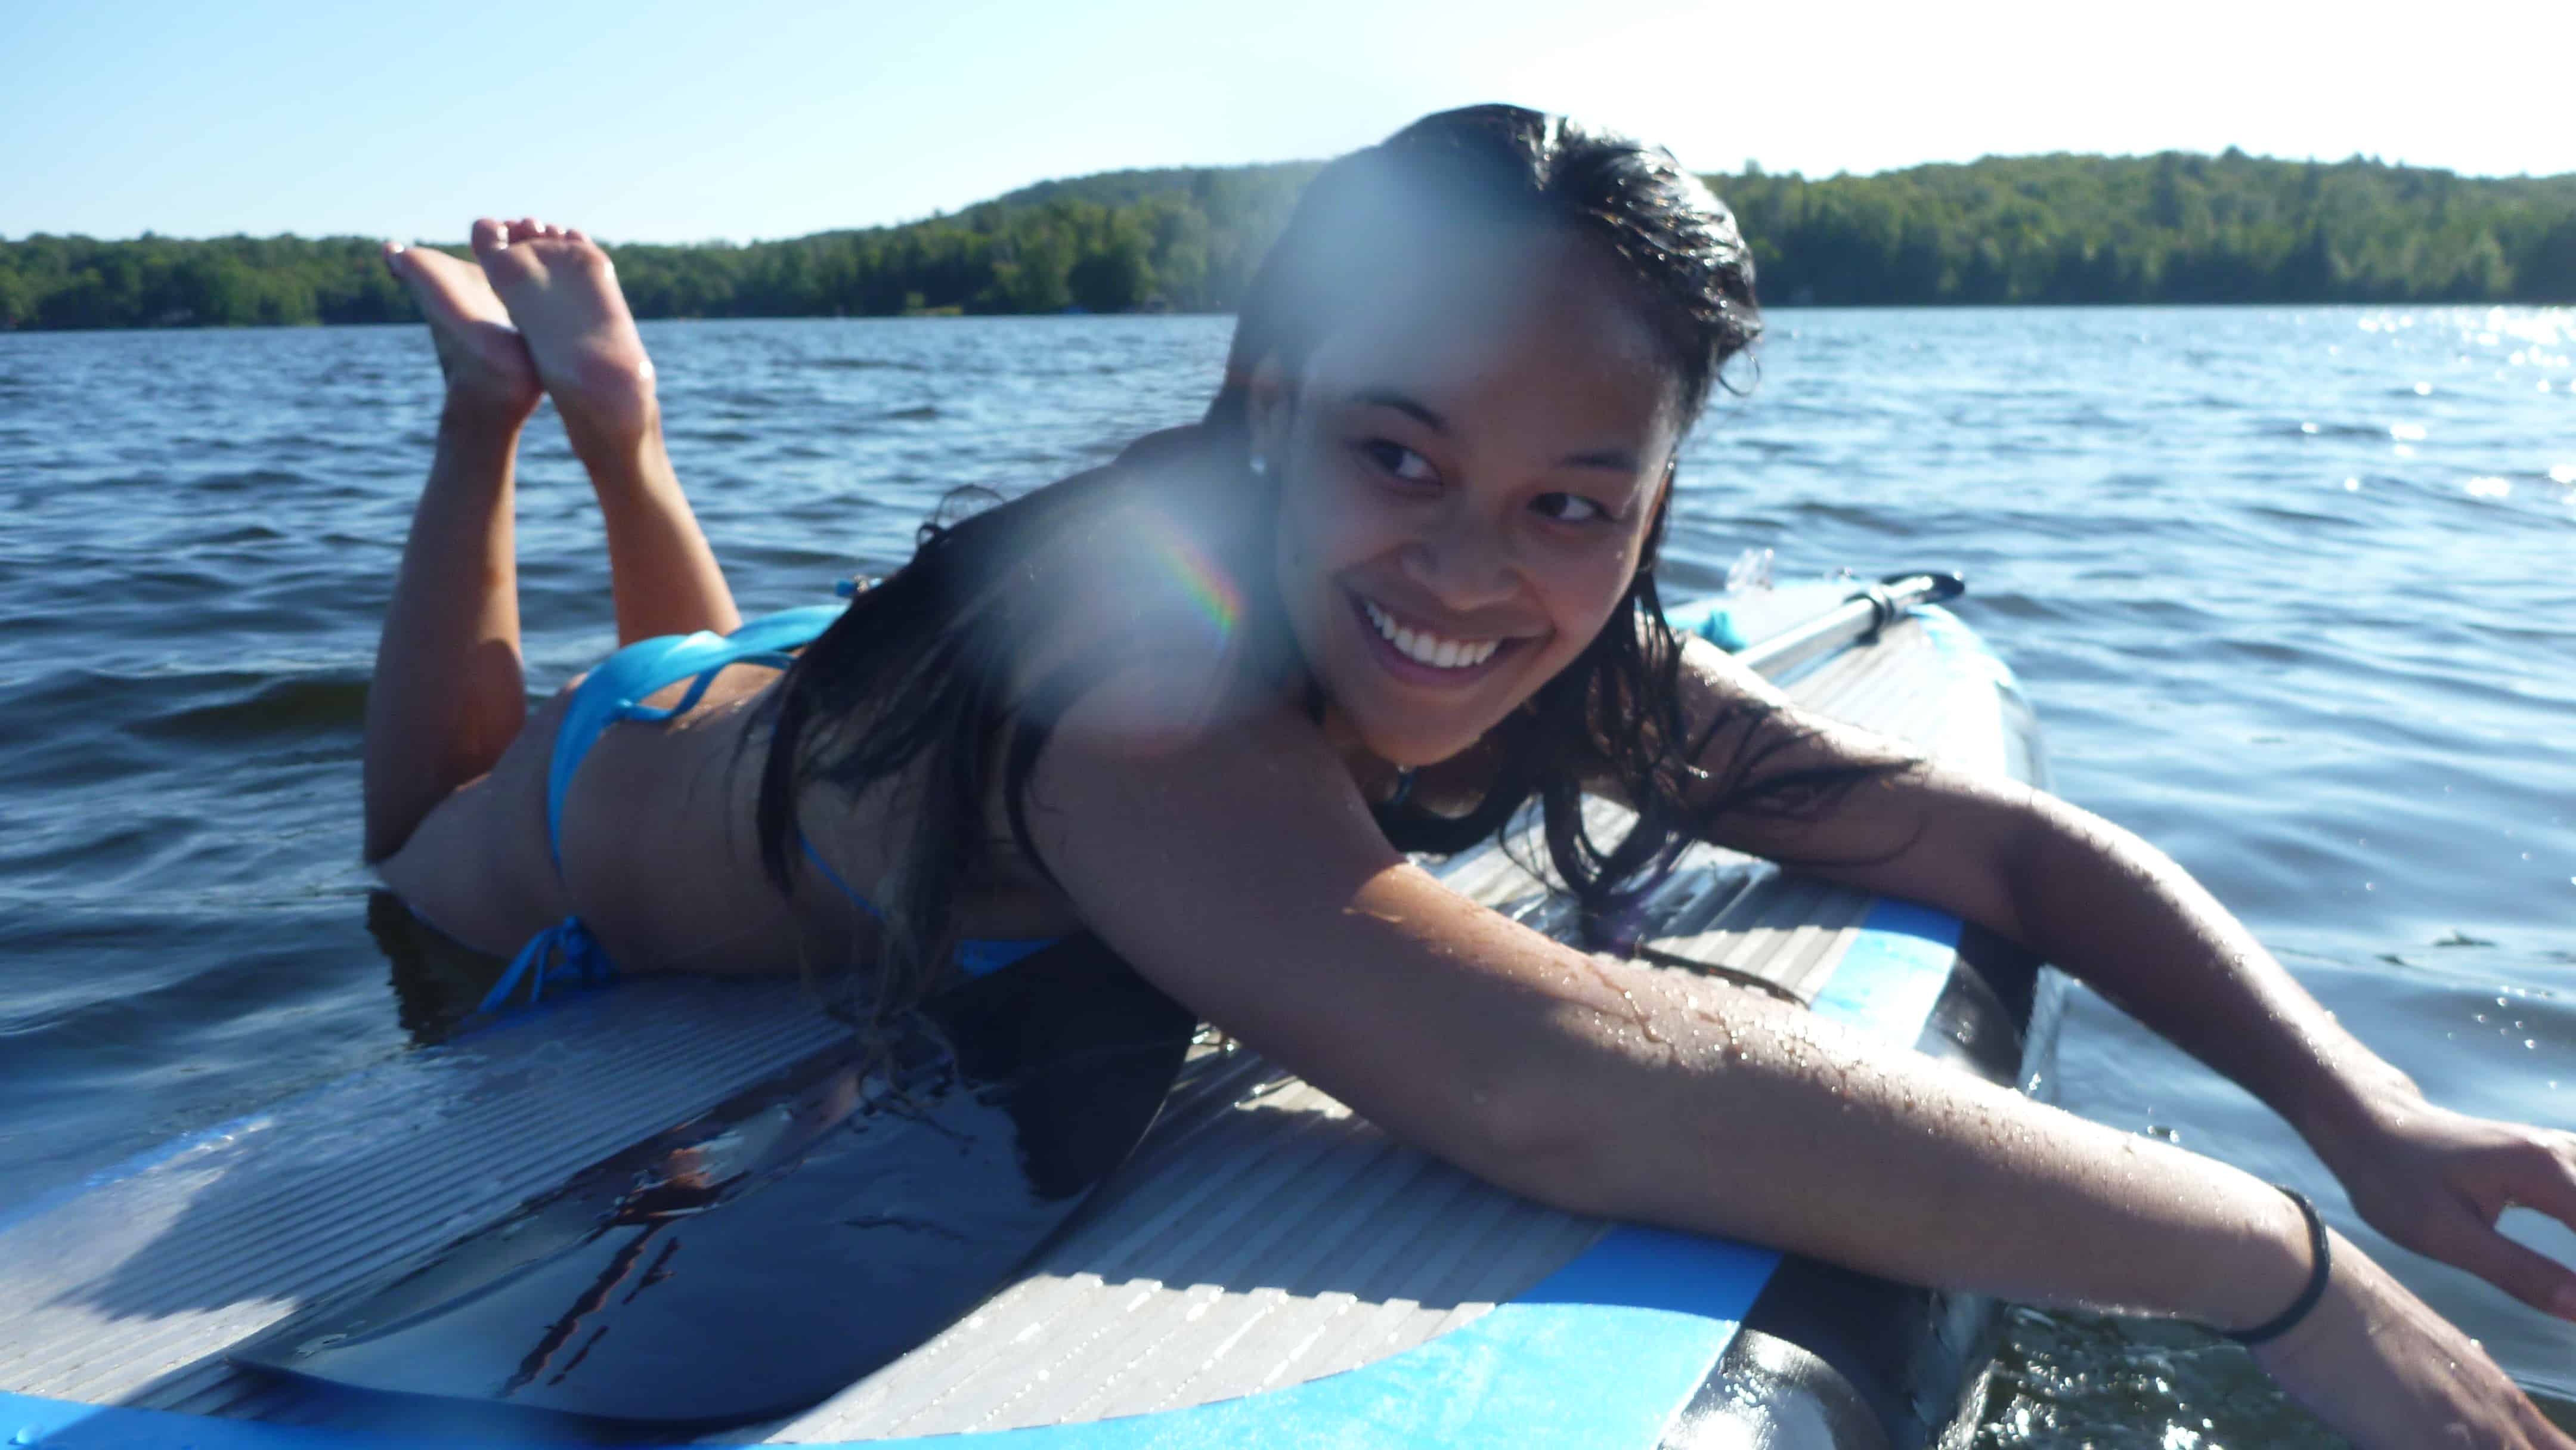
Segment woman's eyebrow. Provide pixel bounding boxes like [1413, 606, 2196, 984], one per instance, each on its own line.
[1348, 388, 1641, 473]
[1349, 387, 1447, 433]
[1559, 447, 1639, 472]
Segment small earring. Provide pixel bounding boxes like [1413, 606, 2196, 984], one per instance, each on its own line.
[1248, 451, 1268, 477]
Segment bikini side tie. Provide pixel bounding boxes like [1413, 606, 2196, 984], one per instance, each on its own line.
[479, 916, 617, 1014]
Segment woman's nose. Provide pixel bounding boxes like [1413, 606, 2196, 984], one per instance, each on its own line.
[1400, 507, 1518, 611]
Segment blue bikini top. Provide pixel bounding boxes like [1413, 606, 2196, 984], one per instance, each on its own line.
[485, 605, 1061, 1014]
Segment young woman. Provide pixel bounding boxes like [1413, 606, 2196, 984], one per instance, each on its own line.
[366, 106, 2576, 1447]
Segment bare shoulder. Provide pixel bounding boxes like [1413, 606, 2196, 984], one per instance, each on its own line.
[1007, 456, 1279, 759]
[1669, 625, 1792, 724]
[1656, 616, 2051, 930]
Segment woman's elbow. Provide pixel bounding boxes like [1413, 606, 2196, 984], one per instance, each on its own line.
[1420, 1056, 1640, 1220]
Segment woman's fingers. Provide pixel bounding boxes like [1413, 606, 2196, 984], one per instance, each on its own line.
[2450, 1135, 2576, 1316]
[2336, 1108, 2576, 1318]
[2496, 1135, 2576, 1228]
[2432, 1207, 2576, 1319]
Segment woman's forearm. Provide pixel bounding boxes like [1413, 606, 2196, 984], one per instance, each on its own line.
[1474, 949, 2318, 1330]
[1676, 653, 2420, 1155]
[2003, 798, 2420, 1149]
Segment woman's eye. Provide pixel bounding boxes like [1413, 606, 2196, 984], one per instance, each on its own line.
[1532, 492, 1611, 523]
[1358, 439, 1437, 485]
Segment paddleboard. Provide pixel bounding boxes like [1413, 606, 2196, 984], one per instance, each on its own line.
[0, 574, 2056, 1448]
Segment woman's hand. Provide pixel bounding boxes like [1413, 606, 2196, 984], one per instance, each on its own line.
[2315, 1088, 2576, 1319]
[2254, 1230, 2576, 1449]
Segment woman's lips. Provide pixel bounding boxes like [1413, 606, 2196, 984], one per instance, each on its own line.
[1345, 590, 1521, 687]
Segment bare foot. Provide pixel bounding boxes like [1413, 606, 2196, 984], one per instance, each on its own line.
[469, 218, 658, 451]
[383, 241, 540, 424]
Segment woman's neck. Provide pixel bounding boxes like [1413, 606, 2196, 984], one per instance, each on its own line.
[1318, 703, 1436, 812]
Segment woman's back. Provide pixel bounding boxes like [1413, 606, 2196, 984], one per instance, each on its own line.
[388, 643, 1097, 988]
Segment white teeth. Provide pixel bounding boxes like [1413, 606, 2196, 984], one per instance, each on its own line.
[1361, 598, 1501, 671]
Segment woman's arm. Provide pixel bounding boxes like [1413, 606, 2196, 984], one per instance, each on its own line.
[1670, 633, 2576, 1319]
[1021, 671, 2566, 1449]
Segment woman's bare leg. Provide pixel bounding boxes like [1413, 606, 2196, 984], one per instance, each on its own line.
[363, 241, 543, 862]
[473, 217, 741, 645]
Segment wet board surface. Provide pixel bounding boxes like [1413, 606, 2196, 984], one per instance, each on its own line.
[227, 937, 1194, 1426]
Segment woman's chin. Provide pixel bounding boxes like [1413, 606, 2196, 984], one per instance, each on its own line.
[1309, 642, 1528, 769]
[1341, 707, 1493, 773]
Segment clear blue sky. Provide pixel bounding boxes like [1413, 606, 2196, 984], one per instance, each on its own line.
[8, 0, 2571, 244]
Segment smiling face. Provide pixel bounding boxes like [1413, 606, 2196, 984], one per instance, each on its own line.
[1254, 224, 1689, 770]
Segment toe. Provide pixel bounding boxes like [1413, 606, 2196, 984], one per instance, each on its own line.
[470, 218, 509, 258]
[507, 218, 541, 244]
[565, 227, 590, 244]
[380, 240, 406, 272]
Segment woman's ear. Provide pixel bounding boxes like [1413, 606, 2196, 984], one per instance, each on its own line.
[1244, 358, 1290, 475]
[1637, 454, 1677, 573]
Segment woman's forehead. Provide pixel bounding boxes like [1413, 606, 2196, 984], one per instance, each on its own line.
[1298, 228, 1682, 448]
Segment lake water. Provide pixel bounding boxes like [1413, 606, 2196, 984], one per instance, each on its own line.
[2, 306, 2571, 1445]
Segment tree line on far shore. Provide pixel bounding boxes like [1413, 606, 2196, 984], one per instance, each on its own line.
[4, 148, 2571, 331]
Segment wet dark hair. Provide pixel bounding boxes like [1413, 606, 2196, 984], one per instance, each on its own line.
[756, 104, 1863, 1022]
[1205, 104, 1760, 435]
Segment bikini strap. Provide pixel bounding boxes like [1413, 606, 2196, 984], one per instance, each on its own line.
[796, 834, 1061, 978]
[480, 916, 615, 1014]
[617, 650, 799, 725]
[798, 833, 886, 922]
[544, 606, 849, 872]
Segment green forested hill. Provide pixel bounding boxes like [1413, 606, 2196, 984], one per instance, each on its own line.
[4, 150, 2569, 330]
[1724, 150, 2576, 305]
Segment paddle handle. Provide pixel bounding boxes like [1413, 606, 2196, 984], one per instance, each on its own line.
[1729, 571, 1967, 680]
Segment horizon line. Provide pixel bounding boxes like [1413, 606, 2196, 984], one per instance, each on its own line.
[7, 144, 2571, 251]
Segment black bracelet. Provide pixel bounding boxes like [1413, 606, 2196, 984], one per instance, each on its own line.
[2221, 1185, 2332, 1346]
